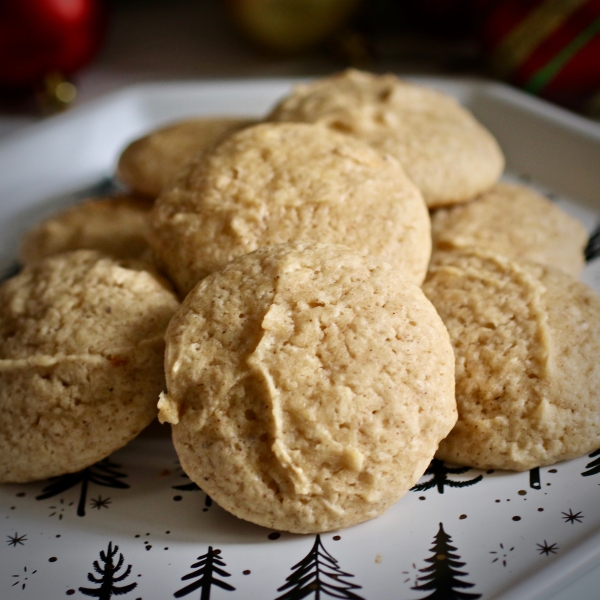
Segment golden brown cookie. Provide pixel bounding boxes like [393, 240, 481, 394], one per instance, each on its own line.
[149, 121, 431, 296]
[117, 117, 256, 197]
[423, 248, 600, 471]
[0, 250, 179, 483]
[19, 195, 153, 265]
[268, 69, 505, 208]
[431, 182, 587, 277]
[159, 242, 456, 533]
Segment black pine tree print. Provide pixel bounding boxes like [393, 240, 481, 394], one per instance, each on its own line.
[173, 479, 201, 492]
[412, 523, 481, 600]
[36, 458, 129, 516]
[411, 460, 483, 494]
[79, 541, 137, 599]
[582, 448, 600, 477]
[174, 546, 235, 599]
[529, 468, 542, 489]
[172, 470, 213, 509]
[173, 462, 201, 492]
[275, 534, 364, 600]
[585, 223, 600, 262]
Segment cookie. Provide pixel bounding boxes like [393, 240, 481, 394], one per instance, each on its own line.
[149, 121, 431, 296]
[431, 182, 587, 277]
[423, 248, 600, 471]
[19, 195, 153, 265]
[268, 69, 505, 208]
[158, 242, 456, 533]
[0, 250, 180, 483]
[117, 117, 256, 197]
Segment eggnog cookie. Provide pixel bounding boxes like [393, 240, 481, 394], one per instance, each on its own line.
[431, 182, 587, 277]
[149, 121, 431, 296]
[158, 242, 456, 533]
[268, 69, 504, 208]
[19, 195, 153, 265]
[117, 117, 256, 197]
[0, 250, 179, 483]
[423, 248, 600, 471]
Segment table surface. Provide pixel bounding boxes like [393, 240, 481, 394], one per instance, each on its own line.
[1, 3, 600, 598]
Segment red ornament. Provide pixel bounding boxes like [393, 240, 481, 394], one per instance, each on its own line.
[0, 0, 108, 88]
[480, 0, 600, 101]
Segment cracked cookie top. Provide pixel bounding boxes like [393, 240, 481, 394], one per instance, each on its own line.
[159, 242, 456, 533]
[0, 250, 179, 483]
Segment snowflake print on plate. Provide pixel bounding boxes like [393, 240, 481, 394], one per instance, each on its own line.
[490, 544, 515, 568]
[536, 541, 560, 556]
[6, 533, 27, 548]
[562, 510, 584, 524]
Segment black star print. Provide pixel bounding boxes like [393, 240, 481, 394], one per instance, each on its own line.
[537, 540, 559, 556]
[490, 543, 515, 567]
[6, 533, 27, 547]
[11, 566, 37, 590]
[562, 509, 584, 524]
[172, 462, 212, 509]
[401, 563, 418, 585]
[90, 495, 112, 510]
[48, 498, 74, 520]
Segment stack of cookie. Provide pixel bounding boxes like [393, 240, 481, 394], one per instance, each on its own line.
[1, 69, 598, 534]
[264, 69, 599, 473]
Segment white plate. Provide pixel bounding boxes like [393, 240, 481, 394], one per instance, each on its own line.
[1, 78, 600, 600]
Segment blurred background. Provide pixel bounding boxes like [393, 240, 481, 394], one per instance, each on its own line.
[1, 0, 600, 135]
